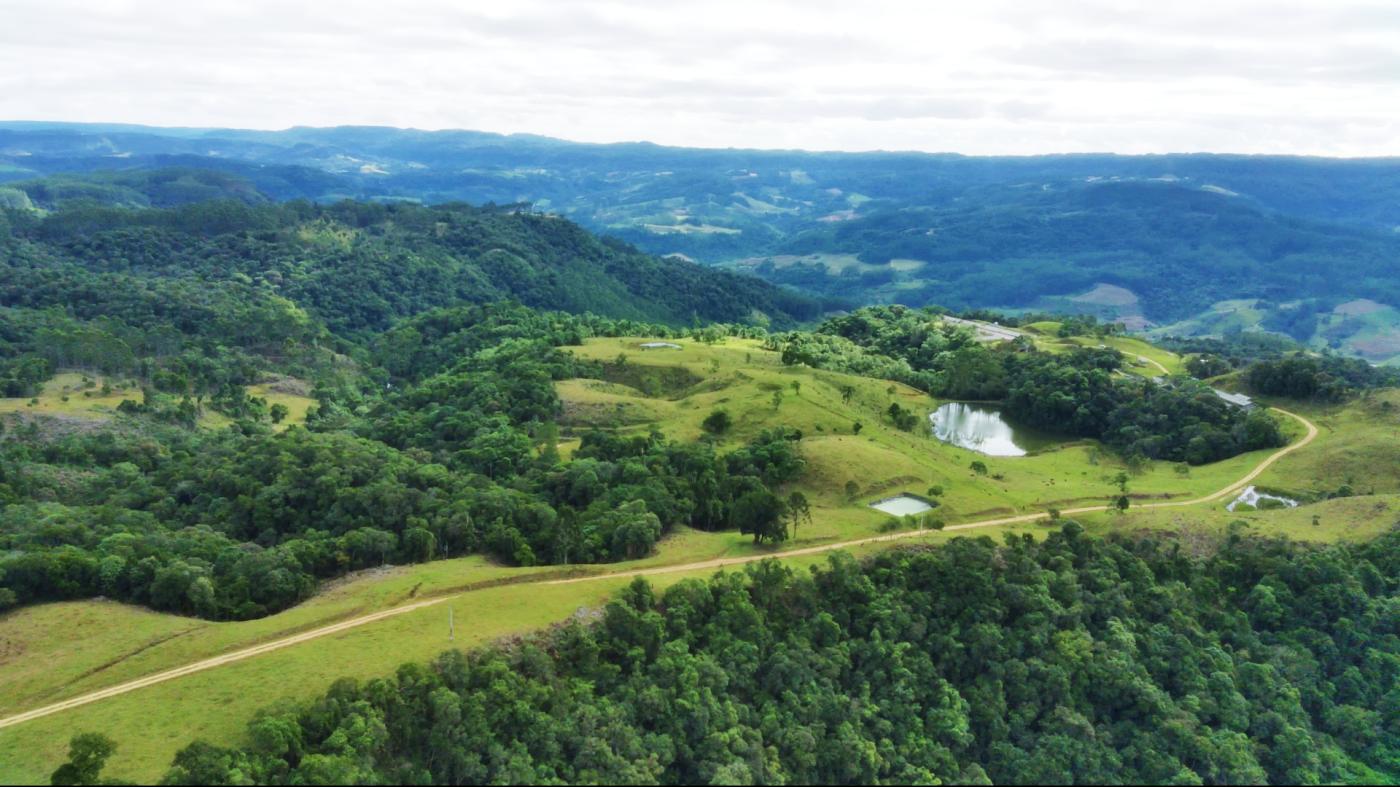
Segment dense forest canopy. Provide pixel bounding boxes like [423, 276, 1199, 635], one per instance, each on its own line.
[0, 198, 827, 399]
[0, 196, 830, 620]
[0, 298, 809, 619]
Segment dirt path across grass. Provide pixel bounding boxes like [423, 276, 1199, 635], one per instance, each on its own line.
[0, 409, 1316, 731]
[1137, 354, 1171, 375]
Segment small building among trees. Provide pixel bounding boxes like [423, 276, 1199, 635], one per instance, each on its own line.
[1212, 389, 1255, 410]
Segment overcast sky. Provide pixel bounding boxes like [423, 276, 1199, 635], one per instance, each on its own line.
[2, 0, 1398, 156]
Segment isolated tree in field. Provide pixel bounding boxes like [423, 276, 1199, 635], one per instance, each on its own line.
[840, 384, 855, 404]
[269, 402, 289, 424]
[852, 421, 863, 435]
[786, 491, 812, 539]
[1124, 452, 1148, 475]
[730, 489, 787, 544]
[771, 390, 784, 410]
[970, 460, 988, 475]
[791, 380, 801, 395]
[50, 733, 115, 786]
[845, 480, 860, 500]
[886, 402, 919, 431]
[1115, 495, 1130, 513]
[701, 409, 732, 435]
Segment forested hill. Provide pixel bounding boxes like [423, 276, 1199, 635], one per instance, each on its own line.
[7, 123, 1400, 363]
[0, 199, 828, 344]
[759, 179, 1400, 322]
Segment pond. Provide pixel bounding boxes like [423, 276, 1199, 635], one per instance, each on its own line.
[929, 402, 1060, 457]
[1226, 485, 1299, 512]
[869, 494, 936, 517]
[639, 342, 682, 350]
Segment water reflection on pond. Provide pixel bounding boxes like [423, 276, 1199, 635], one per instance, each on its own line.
[929, 402, 1059, 457]
[869, 494, 935, 516]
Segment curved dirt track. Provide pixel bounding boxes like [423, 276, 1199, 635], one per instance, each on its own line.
[0, 409, 1316, 731]
[0, 596, 450, 731]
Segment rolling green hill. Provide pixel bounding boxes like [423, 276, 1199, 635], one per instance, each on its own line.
[1, 330, 1395, 784]
[749, 181, 1400, 333]
[6, 122, 1399, 360]
[0, 162, 1395, 783]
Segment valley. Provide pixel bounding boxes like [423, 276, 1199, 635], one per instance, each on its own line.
[6, 123, 1400, 363]
[0, 148, 1395, 784]
[2, 333, 1392, 783]
[6, 0, 1400, 780]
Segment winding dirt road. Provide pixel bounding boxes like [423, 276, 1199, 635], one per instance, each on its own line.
[0, 409, 1317, 732]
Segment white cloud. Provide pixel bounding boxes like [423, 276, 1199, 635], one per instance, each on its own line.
[0, 0, 1396, 155]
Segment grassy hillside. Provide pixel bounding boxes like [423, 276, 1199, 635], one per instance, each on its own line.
[1149, 297, 1400, 366]
[2, 336, 1393, 783]
[560, 336, 1278, 522]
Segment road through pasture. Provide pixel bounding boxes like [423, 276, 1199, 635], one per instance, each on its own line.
[0, 408, 1316, 731]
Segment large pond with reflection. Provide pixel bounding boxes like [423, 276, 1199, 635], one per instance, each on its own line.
[929, 402, 1061, 457]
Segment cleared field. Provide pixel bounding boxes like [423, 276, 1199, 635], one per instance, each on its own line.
[1021, 326, 1184, 377]
[641, 223, 740, 235]
[729, 252, 925, 278]
[1251, 388, 1400, 496]
[0, 338, 1387, 784]
[0, 373, 136, 421]
[0, 373, 317, 432]
[1145, 298, 1400, 366]
[566, 337, 1277, 528]
[1077, 493, 1399, 544]
[246, 383, 316, 431]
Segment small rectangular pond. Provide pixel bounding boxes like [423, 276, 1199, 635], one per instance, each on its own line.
[639, 342, 682, 350]
[869, 494, 936, 517]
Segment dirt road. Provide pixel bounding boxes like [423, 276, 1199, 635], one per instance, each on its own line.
[0, 409, 1316, 731]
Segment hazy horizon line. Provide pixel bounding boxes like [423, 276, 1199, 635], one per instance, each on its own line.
[4, 118, 1398, 162]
